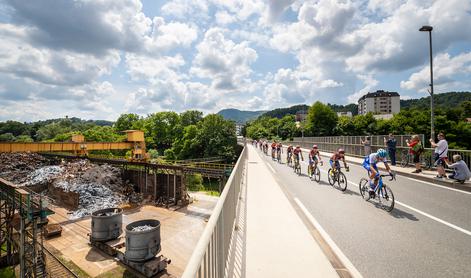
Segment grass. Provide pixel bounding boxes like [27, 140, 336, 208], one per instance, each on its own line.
[0, 266, 15, 278]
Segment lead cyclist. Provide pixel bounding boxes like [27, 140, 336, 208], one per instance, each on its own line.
[362, 148, 393, 194]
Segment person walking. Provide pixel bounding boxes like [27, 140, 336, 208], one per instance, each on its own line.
[384, 133, 397, 165]
[445, 154, 471, 183]
[430, 132, 448, 179]
[406, 135, 423, 173]
[362, 136, 371, 156]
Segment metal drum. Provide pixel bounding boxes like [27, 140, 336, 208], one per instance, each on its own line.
[125, 219, 161, 262]
[90, 208, 123, 242]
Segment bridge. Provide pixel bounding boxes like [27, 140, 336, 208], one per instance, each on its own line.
[182, 140, 471, 278]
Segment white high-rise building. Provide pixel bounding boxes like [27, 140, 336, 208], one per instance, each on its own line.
[358, 90, 400, 116]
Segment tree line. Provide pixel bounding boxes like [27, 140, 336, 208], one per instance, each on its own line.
[0, 111, 238, 162]
[245, 100, 471, 150]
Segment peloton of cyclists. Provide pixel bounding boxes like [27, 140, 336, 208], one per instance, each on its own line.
[362, 148, 393, 195]
[329, 148, 349, 175]
[308, 145, 323, 177]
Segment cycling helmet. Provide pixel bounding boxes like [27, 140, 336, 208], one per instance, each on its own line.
[313, 145, 318, 149]
[296, 145, 300, 148]
[377, 148, 387, 158]
[338, 148, 345, 154]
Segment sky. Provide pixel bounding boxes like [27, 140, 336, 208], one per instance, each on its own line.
[0, 0, 470, 122]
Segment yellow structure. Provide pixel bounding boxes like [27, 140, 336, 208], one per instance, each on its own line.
[0, 130, 148, 161]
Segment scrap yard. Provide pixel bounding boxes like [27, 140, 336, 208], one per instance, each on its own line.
[0, 142, 228, 277]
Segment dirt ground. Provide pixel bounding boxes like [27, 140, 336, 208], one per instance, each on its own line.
[45, 192, 218, 277]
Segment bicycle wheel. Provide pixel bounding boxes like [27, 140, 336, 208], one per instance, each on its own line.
[379, 185, 395, 212]
[327, 169, 335, 185]
[359, 178, 370, 201]
[423, 156, 432, 170]
[336, 172, 348, 191]
[313, 166, 321, 182]
[400, 153, 409, 168]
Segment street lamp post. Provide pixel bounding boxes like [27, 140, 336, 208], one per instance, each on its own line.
[419, 25, 434, 140]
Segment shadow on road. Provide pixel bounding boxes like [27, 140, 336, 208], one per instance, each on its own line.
[342, 188, 360, 196]
[389, 207, 419, 221]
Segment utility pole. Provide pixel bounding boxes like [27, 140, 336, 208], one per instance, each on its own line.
[420, 25, 434, 140]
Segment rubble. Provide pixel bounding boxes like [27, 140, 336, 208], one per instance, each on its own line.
[132, 225, 154, 232]
[0, 153, 50, 183]
[1, 153, 142, 220]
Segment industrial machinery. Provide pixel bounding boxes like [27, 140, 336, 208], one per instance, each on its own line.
[89, 212, 170, 278]
[0, 130, 147, 161]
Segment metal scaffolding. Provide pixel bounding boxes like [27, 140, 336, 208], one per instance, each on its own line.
[0, 178, 53, 277]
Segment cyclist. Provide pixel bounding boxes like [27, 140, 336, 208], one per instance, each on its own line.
[271, 141, 277, 159]
[362, 148, 392, 194]
[287, 145, 294, 164]
[293, 145, 304, 165]
[276, 142, 283, 161]
[308, 145, 323, 177]
[329, 148, 349, 175]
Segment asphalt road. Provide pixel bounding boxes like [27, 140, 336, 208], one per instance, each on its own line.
[254, 145, 471, 278]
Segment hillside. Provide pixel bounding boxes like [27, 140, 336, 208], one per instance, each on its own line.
[260, 103, 358, 119]
[401, 91, 471, 110]
[217, 109, 266, 123]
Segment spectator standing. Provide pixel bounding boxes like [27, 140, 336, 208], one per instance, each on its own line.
[430, 133, 448, 179]
[384, 133, 397, 165]
[406, 135, 423, 173]
[362, 136, 371, 156]
[445, 154, 471, 183]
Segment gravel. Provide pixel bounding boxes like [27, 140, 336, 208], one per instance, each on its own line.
[132, 225, 154, 232]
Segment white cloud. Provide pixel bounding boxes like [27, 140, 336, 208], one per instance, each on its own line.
[400, 52, 471, 92]
[191, 28, 258, 91]
[215, 10, 236, 25]
[161, 0, 209, 21]
[145, 17, 198, 52]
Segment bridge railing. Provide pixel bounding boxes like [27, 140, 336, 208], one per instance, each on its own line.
[182, 142, 247, 278]
[289, 135, 471, 168]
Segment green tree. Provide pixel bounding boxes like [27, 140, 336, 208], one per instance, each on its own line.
[306, 101, 338, 136]
[180, 110, 203, 126]
[14, 135, 34, 142]
[0, 133, 15, 142]
[197, 114, 237, 161]
[115, 113, 141, 131]
[82, 126, 124, 142]
[144, 112, 182, 150]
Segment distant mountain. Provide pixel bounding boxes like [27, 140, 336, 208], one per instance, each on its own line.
[401, 91, 471, 110]
[217, 109, 266, 123]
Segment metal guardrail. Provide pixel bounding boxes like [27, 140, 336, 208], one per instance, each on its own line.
[290, 135, 471, 169]
[182, 143, 247, 278]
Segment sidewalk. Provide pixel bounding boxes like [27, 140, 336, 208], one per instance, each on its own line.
[296, 146, 471, 191]
[243, 145, 339, 278]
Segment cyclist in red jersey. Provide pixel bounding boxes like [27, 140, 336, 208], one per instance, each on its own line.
[308, 145, 323, 177]
[329, 148, 349, 174]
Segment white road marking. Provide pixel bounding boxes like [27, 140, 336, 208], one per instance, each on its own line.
[268, 148, 471, 237]
[267, 163, 276, 174]
[395, 201, 471, 237]
[402, 176, 471, 195]
[294, 198, 363, 278]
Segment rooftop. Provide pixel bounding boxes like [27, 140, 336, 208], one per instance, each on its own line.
[358, 90, 400, 102]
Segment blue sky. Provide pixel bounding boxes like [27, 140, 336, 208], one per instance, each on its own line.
[0, 0, 470, 122]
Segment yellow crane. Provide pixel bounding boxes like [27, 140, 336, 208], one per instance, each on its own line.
[0, 130, 147, 161]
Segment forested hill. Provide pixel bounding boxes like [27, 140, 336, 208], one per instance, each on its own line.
[401, 92, 471, 110]
[217, 109, 266, 123]
[260, 104, 309, 119]
[260, 103, 358, 119]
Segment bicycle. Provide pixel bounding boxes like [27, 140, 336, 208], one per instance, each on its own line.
[400, 150, 431, 169]
[359, 172, 396, 212]
[327, 165, 348, 191]
[293, 156, 302, 175]
[307, 161, 322, 182]
[287, 153, 293, 167]
[276, 149, 282, 163]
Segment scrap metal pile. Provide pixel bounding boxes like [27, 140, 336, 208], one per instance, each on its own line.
[0, 153, 142, 219]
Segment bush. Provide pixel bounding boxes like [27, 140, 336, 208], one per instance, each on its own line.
[187, 174, 204, 191]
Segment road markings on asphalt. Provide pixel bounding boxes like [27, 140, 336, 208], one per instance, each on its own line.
[402, 176, 471, 196]
[260, 147, 471, 237]
[294, 198, 363, 278]
[267, 163, 276, 174]
[395, 201, 471, 236]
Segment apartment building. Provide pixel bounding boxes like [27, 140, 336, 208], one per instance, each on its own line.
[358, 90, 400, 116]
